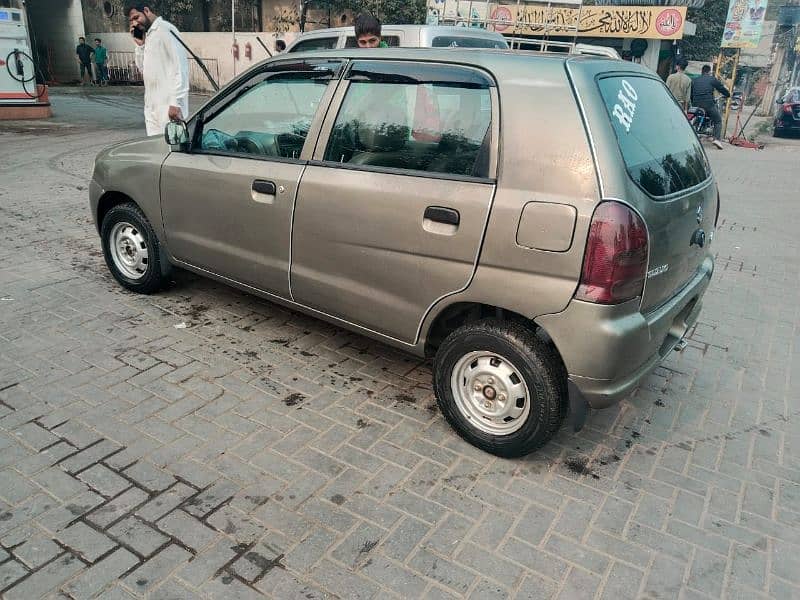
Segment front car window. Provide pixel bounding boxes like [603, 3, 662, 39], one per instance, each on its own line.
[599, 76, 710, 197]
[324, 63, 493, 178]
[199, 73, 329, 159]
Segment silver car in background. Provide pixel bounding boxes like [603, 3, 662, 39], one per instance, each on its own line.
[285, 24, 509, 52]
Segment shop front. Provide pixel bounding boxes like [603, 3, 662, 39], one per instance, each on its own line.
[427, 0, 692, 76]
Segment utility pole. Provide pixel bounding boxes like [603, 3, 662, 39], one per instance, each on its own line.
[231, 0, 236, 77]
[792, 24, 799, 86]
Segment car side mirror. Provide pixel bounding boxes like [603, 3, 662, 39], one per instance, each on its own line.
[164, 120, 189, 149]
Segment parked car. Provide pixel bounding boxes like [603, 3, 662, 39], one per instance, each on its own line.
[285, 24, 509, 52]
[773, 87, 800, 137]
[90, 48, 717, 457]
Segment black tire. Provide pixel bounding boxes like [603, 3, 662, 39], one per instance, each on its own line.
[773, 127, 784, 138]
[100, 202, 168, 294]
[433, 319, 566, 458]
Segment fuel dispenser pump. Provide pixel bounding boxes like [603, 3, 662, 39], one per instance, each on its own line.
[0, 2, 40, 103]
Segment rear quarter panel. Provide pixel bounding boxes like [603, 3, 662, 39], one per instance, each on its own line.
[423, 57, 600, 331]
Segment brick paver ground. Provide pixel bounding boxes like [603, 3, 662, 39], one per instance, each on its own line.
[1, 89, 799, 599]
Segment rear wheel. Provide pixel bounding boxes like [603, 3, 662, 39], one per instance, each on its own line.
[433, 320, 566, 457]
[100, 202, 168, 294]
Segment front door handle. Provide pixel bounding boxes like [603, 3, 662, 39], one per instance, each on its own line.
[424, 206, 460, 226]
[252, 180, 276, 195]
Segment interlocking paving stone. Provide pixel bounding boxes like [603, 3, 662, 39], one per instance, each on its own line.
[176, 538, 238, 587]
[135, 483, 196, 522]
[122, 544, 193, 594]
[77, 463, 131, 498]
[123, 461, 177, 493]
[56, 521, 117, 562]
[108, 517, 170, 557]
[3, 553, 83, 600]
[12, 535, 62, 569]
[61, 547, 139, 600]
[182, 479, 239, 519]
[86, 486, 150, 529]
[157, 510, 218, 552]
[0, 560, 29, 592]
[0, 469, 38, 504]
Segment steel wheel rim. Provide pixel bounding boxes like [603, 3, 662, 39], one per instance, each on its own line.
[451, 351, 531, 435]
[109, 221, 149, 280]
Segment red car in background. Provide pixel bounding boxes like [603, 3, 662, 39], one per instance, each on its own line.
[774, 87, 800, 137]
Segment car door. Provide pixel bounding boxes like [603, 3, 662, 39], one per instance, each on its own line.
[160, 59, 342, 298]
[290, 60, 499, 343]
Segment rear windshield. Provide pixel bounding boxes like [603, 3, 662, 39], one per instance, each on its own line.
[598, 76, 710, 198]
[431, 36, 507, 49]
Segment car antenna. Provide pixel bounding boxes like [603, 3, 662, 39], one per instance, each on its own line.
[255, 37, 273, 58]
[169, 30, 220, 92]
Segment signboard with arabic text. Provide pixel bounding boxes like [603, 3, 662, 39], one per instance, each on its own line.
[721, 0, 769, 48]
[426, 1, 687, 40]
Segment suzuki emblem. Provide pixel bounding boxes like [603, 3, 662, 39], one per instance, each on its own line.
[696, 206, 704, 224]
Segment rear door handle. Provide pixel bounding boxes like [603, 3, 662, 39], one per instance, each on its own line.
[252, 179, 276, 195]
[424, 206, 460, 226]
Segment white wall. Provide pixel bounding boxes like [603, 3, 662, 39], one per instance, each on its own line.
[88, 30, 301, 90]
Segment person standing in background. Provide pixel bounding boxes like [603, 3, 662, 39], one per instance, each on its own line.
[93, 38, 109, 86]
[125, 2, 189, 136]
[666, 57, 691, 111]
[75, 37, 94, 85]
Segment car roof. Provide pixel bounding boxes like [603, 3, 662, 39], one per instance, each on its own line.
[275, 46, 628, 70]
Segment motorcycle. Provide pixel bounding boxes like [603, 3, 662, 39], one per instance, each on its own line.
[687, 97, 728, 137]
[687, 106, 713, 137]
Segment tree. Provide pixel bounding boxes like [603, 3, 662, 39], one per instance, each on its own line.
[681, 0, 730, 61]
[300, 0, 426, 31]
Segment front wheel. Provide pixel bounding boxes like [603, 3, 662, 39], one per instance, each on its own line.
[433, 320, 566, 458]
[100, 202, 168, 294]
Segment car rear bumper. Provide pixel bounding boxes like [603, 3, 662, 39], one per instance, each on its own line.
[775, 116, 800, 130]
[536, 255, 713, 410]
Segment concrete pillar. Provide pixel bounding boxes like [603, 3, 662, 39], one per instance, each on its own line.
[641, 38, 661, 73]
[26, 0, 86, 83]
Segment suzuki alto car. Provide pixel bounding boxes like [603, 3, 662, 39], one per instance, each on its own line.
[90, 48, 717, 457]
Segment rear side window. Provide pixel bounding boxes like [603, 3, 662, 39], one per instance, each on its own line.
[289, 37, 338, 52]
[599, 76, 710, 197]
[431, 36, 507, 48]
[324, 63, 493, 178]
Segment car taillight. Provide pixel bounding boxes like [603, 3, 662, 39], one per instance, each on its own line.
[575, 201, 648, 305]
[784, 103, 794, 114]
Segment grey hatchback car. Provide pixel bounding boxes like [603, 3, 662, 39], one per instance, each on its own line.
[90, 48, 717, 457]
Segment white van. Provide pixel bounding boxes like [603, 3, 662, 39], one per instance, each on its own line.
[285, 25, 509, 53]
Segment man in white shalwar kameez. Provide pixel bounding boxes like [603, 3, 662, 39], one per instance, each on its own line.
[125, 3, 189, 136]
